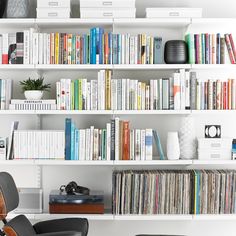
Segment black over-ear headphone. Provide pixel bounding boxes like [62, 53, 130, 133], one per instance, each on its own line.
[60, 181, 90, 195]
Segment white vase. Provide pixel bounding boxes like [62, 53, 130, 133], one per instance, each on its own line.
[179, 116, 197, 160]
[24, 90, 43, 100]
[166, 132, 180, 160]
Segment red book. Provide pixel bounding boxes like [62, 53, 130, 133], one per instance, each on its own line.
[63, 34, 68, 64]
[223, 82, 228, 110]
[229, 34, 236, 61]
[228, 79, 232, 110]
[122, 121, 130, 160]
[225, 34, 236, 64]
[104, 33, 109, 64]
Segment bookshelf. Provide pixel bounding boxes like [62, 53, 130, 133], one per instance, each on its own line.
[0, 17, 236, 236]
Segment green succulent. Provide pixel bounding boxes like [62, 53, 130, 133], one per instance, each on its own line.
[20, 77, 51, 92]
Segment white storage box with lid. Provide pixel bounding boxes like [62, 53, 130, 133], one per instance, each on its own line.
[146, 8, 202, 18]
[37, 0, 71, 8]
[80, 8, 136, 19]
[198, 138, 232, 160]
[37, 8, 71, 19]
[80, 0, 135, 8]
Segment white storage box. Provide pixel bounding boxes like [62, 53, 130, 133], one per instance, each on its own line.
[198, 138, 232, 150]
[37, 0, 71, 8]
[80, 8, 136, 18]
[146, 8, 202, 18]
[37, 8, 71, 19]
[80, 0, 135, 8]
[198, 149, 232, 160]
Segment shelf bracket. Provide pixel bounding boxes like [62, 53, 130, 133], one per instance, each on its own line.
[36, 114, 42, 130]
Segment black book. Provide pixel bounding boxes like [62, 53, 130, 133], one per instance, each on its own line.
[16, 32, 24, 64]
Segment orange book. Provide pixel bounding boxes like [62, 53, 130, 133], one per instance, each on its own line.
[105, 70, 111, 110]
[50, 33, 55, 64]
[119, 121, 124, 160]
[123, 121, 130, 160]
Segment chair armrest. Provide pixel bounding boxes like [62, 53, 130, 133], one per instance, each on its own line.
[37, 232, 81, 236]
[33, 218, 88, 236]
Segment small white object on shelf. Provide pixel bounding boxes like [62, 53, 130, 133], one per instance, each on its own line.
[146, 8, 202, 18]
[80, 0, 135, 8]
[166, 132, 180, 160]
[24, 90, 43, 100]
[37, 0, 71, 8]
[198, 138, 232, 160]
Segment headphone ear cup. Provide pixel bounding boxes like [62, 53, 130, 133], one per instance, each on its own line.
[65, 181, 78, 194]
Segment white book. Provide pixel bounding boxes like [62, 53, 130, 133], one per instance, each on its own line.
[180, 69, 186, 110]
[47, 34, 51, 64]
[1, 79, 6, 110]
[80, 129, 86, 161]
[5, 79, 12, 110]
[115, 117, 120, 161]
[153, 80, 157, 110]
[27, 131, 32, 159]
[145, 129, 153, 161]
[135, 129, 141, 160]
[60, 79, 66, 110]
[91, 80, 98, 110]
[122, 34, 125, 64]
[111, 79, 117, 110]
[134, 36, 138, 64]
[141, 83, 146, 110]
[2, 34, 8, 64]
[125, 34, 130, 64]
[8, 121, 19, 160]
[82, 79, 87, 110]
[126, 79, 130, 110]
[29, 28, 35, 64]
[86, 82, 91, 110]
[13, 131, 18, 159]
[185, 71, 190, 109]
[97, 72, 101, 110]
[106, 123, 111, 161]
[65, 79, 71, 110]
[129, 36, 135, 64]
[146, 36, 150, 64]
[33, 33, 39, 64]
[50, 132, 55, 159]
[169, 77, 174, 110]
[122, 79, 126, 110]
[158, 79, 163, 110]
[100, 70, 105, 110]
[130, 129, 135, 160]
[90, 126, 94, 161]
[23, 30, 30, 64]
[85, 128, 91, 161]
[43, 33, 47, 64]
[174, 72, 181, 110]
[150, 80, 154, 110]
[140, 129, 146, 161]
[0, 35, 2, 64]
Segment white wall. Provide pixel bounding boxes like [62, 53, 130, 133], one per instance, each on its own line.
[1, 1, 236, 236]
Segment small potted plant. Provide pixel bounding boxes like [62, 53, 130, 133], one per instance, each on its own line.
[20, 77, 51, 100]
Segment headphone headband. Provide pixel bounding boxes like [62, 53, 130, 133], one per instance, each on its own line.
[60, 181, 90, 195]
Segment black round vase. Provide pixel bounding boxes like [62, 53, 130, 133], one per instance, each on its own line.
[0, 0, 7, 18]
[164, 40, 188, 64]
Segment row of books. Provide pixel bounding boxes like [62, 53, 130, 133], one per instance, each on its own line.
[56, 69, 188, 111]
[0, 79, 12, 110]
[13, 131, 65, 160]
[65, 118, 164, 161]
[185, 33, 236, 64]
[190, 72, 236, 110]
[0, 29, 163, 65]
[112, 170, 236, 215]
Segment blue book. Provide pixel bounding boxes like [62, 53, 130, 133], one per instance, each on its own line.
[109, 33, 113, 64]
[153, 37, 162, 64]
[205, 34, 209, 64]
[65, 118, 72, 160]
[216, 33, 221, 64]
[71, 122, 75, 160]
[117, 34, 122, 64]
[201, 34, 205, 64]
[90, 29, 93, 64]
[74, 129, 79, 160]
[112, 34, 117, 64]
[99, 28, 104, 64]
[90, 28, 96, 64]
[152, 130, 164, 160]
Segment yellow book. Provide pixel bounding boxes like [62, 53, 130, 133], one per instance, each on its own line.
[141, 34, 147, 64]
[137, 82, 142, 110]
[105, 70, 111, 110]
[78, 79, 82, 110]
[55, 33, 59, 64]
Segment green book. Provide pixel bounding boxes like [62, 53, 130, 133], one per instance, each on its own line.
[78, 79, 83, 110]
[102, 129, 107, 160]
[185, 34, 195, 64]
[71, 81, 75, 110]
[74, 80, 79, 110]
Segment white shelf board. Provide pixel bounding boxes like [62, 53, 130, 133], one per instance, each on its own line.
[193, 214, 236, 221]
[192, 160, 236, 166]
[113, 64, 191, 70]
[114, 160, 192, 166]
[114, 214, 192, 221]
[191, 110, 236, 115]
[0, 160, 35, 166]
[35, 110, 113, 115]
[0, 64, 35, 70]
[36, 64, 113, 70]
[0, 18, 35, 27]
[191, 64, 236, 70]
[34, 160, 113, 166]
[114, 110, 191, 115]
[191, 18, 236, 25]
[114, 18, 191, 28]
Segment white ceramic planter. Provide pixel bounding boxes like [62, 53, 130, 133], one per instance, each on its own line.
[24, 90, 43, 100]
[166, 132, 180, 160]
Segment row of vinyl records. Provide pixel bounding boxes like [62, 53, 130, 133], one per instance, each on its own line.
[57, 70, 236, 111]
[185, 33, 236, 64]
[112, 170, 236, 215]
[0, 28, 162, 65]
[65, 118, 164, 161]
